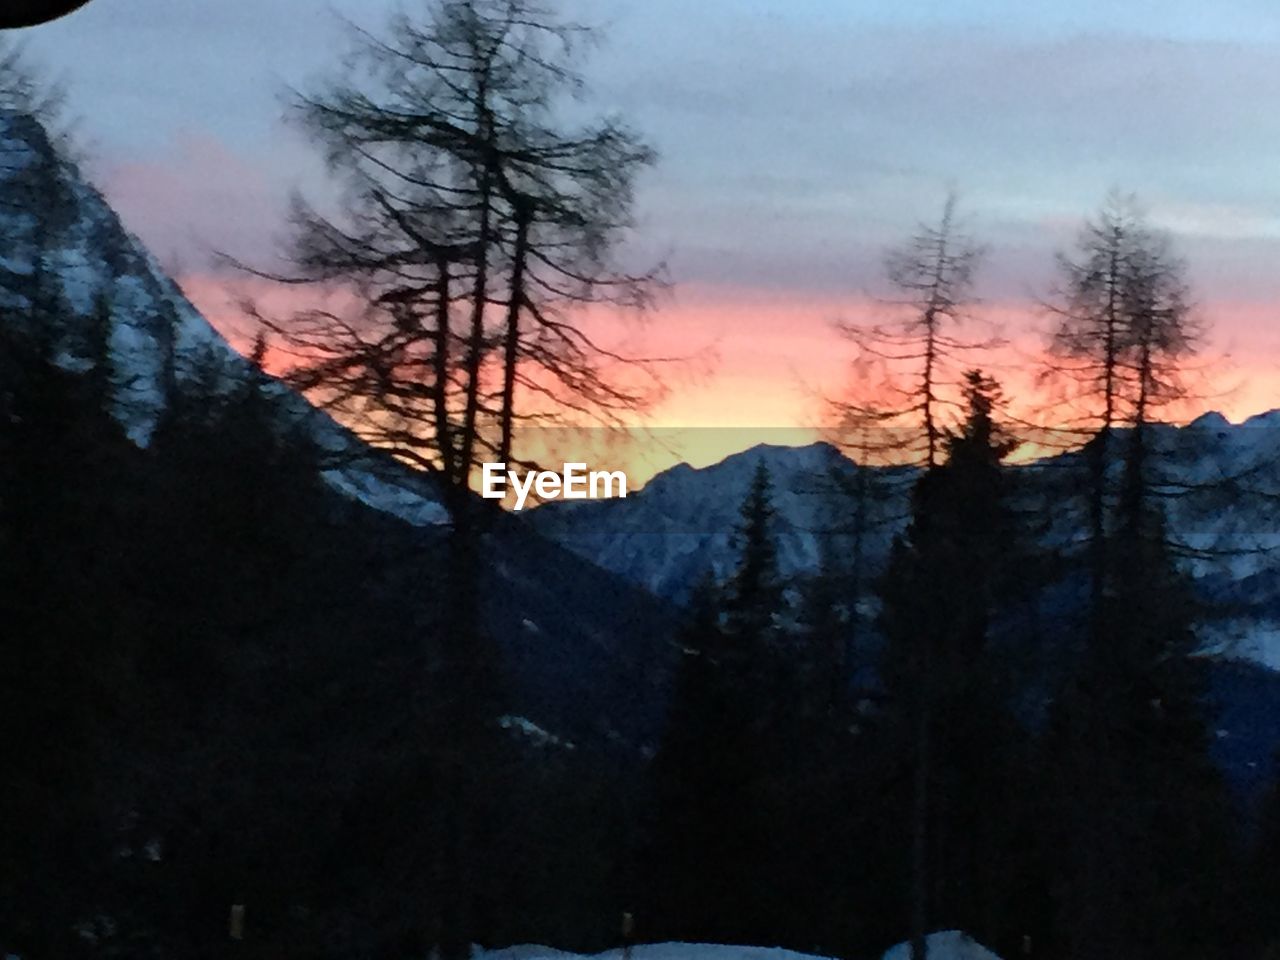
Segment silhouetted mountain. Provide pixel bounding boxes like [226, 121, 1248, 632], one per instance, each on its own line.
[531, 418, 1280, 667]
[0, 108, 676, 752]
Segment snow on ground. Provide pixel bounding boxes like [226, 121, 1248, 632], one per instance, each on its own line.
[481, 945, 833, 960]
[480, 933, 1003, 960]
[881, 931, 1003, 960]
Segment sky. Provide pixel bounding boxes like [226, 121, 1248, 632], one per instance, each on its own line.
[15, 0, 1280, 470]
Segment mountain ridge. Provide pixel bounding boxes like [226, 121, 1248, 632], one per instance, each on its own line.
[528, 411, 1280, 667]
[0, 108, 677, 752]
[0, 109, 453, 528]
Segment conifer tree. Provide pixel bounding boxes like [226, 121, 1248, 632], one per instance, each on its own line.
[1039, 196, 1233, 958]
[1043, 192, 1201, 629]
[1044, 498, 1235, 959]
[0, 303, 135, 956]
[722, 462, 784, 646]
[875, 371, 1029, 960]
[644, 578, 736, 941]
[240, 7, 668, 948]
[647, 467, 793, 945]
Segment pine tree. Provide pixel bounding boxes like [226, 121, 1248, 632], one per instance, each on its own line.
[1039, 196, 1235, 959]
[1044, 505, 1237, 959]
[722, 462, 784, 647]
[646, 467, 793, 945]
[875, 371, 1031, 959]
[1248, 753, 1280, 955]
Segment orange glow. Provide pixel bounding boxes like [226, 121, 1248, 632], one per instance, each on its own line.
[177, 274, 1280, 489]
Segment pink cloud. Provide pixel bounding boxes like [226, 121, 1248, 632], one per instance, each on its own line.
[96, 132, 284, 272]
[174, 269, 1280, 466]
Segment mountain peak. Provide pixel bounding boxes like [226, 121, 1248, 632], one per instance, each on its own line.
[0, 111, 449, 527]
[707, 438, 846, 474]
[0, 108, 245, 445]
[1189, 411, 1231, 432]
[1243, 409, 1280, 429]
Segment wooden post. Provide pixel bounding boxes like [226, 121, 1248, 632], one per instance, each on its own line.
[229, 904, 245, 941]
[621, 911, 634, 960]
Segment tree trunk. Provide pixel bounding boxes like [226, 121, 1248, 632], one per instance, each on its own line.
[911, 693, 931, 960]
[498, 210, 530, 466]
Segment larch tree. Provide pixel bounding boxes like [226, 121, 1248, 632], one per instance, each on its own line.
[255, 0, 665, 490]
[875, 371, 1026, 960]
[235, 2, 666, 956]
[1040, 193, 1233, 960]
[829, 195, 991, 960]
[833, 192, 988, 470]
[819, 195, 991, 757]
[1042, 192, 1201, 618]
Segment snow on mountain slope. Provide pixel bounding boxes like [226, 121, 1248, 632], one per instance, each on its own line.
[480, 945, 836, 960]
[527, 441, 912, 603]
[529, 416, 1280, 666]
[0, 110, 680, 752]
[479, 933, 1005, 960]
[0, 110, 447, 527]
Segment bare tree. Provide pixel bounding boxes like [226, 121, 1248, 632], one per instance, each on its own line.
[1043, 192, 1202, 616]
[236, 2, 667, 955]
[1115, 231, 1199, 532]
[1040, 194, 1237, 960]
[827, 194, 992, 960]
[834, 193, 989, 470]
[257, 0, 666, 492]
[0, 38, 77, 158]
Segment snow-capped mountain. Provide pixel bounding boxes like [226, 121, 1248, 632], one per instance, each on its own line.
[527, 441, 913, 603]
[0, 110, 447, 527]
[478, 932, 1004, 960]
[0, 109, 678, 750]
[529, 412, 1280, 665]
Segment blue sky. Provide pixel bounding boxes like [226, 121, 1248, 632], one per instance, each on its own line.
[13, 0, 1280, 424]
[20, 0, 1280, 287]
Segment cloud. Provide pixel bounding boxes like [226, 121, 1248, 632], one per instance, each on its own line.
[96, 131, 289, 271]
[21, 0, 1280, 428]
[35, 0, 1280, 305]
[582, 7, 1280, 301]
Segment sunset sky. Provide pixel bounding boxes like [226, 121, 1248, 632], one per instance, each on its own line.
[18, 0, 1280, 475]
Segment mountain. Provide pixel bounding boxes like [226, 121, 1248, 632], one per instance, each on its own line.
[478, 932, 1005, 960]
[527, 441, 912, 604]
[529, 413, 1280, 666]
[526, 417, 1280, 800]
[0, 110, 452, 528]
[0, 107, 687, 953]
[0, 109, 676, 751]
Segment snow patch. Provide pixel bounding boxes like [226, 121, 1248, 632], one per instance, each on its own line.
[497, 715, 576, 751]
[321, 468, 449, 527]
[481, 945, 835, 960]
[479, 941, 1003, 960]
[882, 931, 1004, 960]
